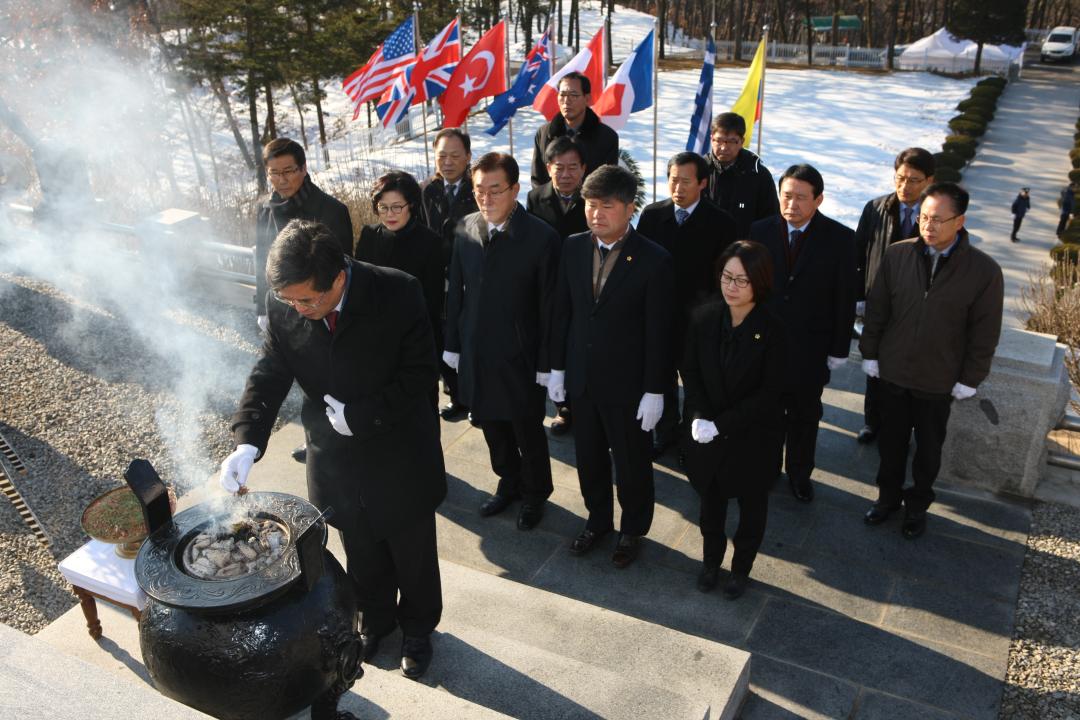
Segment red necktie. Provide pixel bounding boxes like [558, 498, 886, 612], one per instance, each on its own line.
[326, 310, 339, 334]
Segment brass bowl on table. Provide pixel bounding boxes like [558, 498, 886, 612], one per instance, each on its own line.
[81, 486, 174, 558]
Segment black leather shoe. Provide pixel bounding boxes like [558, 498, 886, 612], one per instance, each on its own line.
[359, 629, 387, 662]
[479, 493, 517, 517]
[902, 509, 927, 539]
[856, 426, 877, 444]
[400, 634, 433, 679]
[697, 562, 721, 593]
[517, 501, 544, 530]
[569, 528, 609, 556]
[789, 475, 815, 503]
[723, 573, 749, 600]
[550, 411, 571, 436]
[864, 501, 902, 525]
[651, 437, 671, 460]
[439, 401, 467, 421]
[612, 534, 641, 569]
[467, 412, 479, 427]
[291, 444, 307, 463]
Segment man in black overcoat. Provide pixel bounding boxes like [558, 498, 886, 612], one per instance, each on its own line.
[530, 72, 619, 187]
[703, 113, 779, 238]
[444, 152, 559, 530]
[548, 165, 675, 569]
[219, 220, 445, 680]
[750, 164, 856, 504]
[637, 151, 736, 457]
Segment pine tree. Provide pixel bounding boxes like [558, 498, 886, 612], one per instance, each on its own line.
[947, 0, 1029, 74]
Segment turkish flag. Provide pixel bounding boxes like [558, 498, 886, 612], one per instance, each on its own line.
[439, 21, 507, 128]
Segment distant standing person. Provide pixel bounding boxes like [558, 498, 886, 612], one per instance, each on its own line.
[1058, 183, 1075, 236]
[1010, 187, 1030, 242]
[703, 112, 780, 238]
[530, 72, 619, 187]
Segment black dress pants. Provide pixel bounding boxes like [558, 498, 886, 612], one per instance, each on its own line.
[480, 414, 553, 503]
[779, 384, 825, 483]
[875, 381, 953, 512]
[1011, 214, 1023, 239]
[699, 488, 769, 576]
[572, 390, 655, 537]
[341, 511, 442, 638]
[654, 371, 682, 444]
[863, 374, 881, 432]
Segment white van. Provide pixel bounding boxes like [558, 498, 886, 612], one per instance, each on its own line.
[1041, 26, 1078, 62]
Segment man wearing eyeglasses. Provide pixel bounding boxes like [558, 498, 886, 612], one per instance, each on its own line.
[703, 113, 779, 238]
[853, 148, 935, 445]
[220, 219, 446, 679]
[445, 152, 559, 531]
[530, 72, 619, 187]
[860, 183, 1003, 539]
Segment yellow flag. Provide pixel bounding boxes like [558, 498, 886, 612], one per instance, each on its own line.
[731, 39, 766, 148]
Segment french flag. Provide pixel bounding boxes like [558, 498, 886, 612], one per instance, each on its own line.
[594, 30, 654, 131]
[532, 28, 605, 121]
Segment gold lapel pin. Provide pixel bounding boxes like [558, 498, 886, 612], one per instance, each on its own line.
[626, 256, 633, 262]
[754, 333, 762, 340]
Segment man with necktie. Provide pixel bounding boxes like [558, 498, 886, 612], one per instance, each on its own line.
[750, 164, 856, 504]
[853, 148, 935, 444]
[860, 183, 1003, 538]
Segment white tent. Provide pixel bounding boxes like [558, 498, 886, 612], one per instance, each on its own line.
[899, 27, 1024, 74]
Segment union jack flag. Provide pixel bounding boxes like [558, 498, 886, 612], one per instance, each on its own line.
[342, 17, 416, 120]
[410, 18, 461, 104]
[375, 65, 416, 129]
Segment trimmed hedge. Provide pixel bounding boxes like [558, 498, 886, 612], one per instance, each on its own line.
[970, 85, 1003, 101]
[944, 137, 977, 159]
[977, 76, 1007, 88]
[934, 166, 962, 183]
[933, 150, 966, 170]
[949, 118, 987, 137]
[958, 96, 998, 112]
[1069, 168, 1080, 184]
[1070, 147, 1080, 162]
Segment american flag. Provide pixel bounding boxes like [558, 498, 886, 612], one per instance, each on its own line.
[342, 17, 416, 120]
[410, 18, 461, 104]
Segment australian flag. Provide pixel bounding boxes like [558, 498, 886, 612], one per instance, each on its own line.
[485, 30, 552, 136]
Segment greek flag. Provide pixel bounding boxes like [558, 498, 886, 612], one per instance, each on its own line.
[685, 36, 715, 155]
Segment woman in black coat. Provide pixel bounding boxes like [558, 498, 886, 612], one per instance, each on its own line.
[681, 240, 786, 599]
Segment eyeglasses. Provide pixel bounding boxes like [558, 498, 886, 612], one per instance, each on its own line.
[711, 136, 743, 147]
[895, 173, 928, 186]
[474, 185, 512, 200]
[376, 203, 408, 215]
[720, 272, 751, 289]
[918, 213, 961, 228]
[267, 166, 302, 179]
[557, 91, 584, 99]
[272, 288, 328, 310]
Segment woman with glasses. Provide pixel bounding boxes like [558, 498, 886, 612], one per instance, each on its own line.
[681, 240, 786, 600]
[356, 171, 444, 403]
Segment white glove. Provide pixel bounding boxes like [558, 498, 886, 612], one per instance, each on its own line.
[636, 392, 664, 433]
[536, 372, 550, 387]
[855, 301, 866, 317]
[862, 359, 880, 378]
[951, 382, 976, 400]
[442, 350, 460, 371]
[257, 315, 269, 332]
[691, 419, 719, 444]
[827, 356, 847, 371]
[548, 370, 566, 403]
[219, 444, 258, 493]
[323, 394, 353, 436]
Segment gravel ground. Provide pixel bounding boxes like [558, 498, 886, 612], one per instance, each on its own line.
[1000, 501, 1080, 719]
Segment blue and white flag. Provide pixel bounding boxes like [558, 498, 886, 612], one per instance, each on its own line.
[485, 30, 552, 136]
[685, 35, 715, 155]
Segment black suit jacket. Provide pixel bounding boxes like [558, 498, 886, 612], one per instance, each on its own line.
[636, 197, 736, 352]
[551, 228, 675, 406]
[420, 175, 478, 269]
[231, 260, 445, 540]
[750, 212, 856, 390]
[531, 108, 619, 186]
[681, 301, 786, 498]
[445, 205, 559, 421]
[526, 182, 588, 240]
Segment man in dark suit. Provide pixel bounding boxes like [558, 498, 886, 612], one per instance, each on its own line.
[444, 152, 559, 530]
[530, 72, 619, 187]
[548, 165, 675, 568]
[638, 151, 737, 457]
[750, 164, 856, 503]
[219, 220, 445, 680]
[527, 136, 589, 437]
[420, 128, 479, 421]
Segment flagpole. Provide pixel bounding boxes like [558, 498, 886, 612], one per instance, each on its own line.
[505, 10, 514, 157]
[652, 16, 659, 204]
[414, 3, 431, 178]
[757, 25, 768, 159]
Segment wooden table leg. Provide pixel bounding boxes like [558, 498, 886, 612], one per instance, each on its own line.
[73, 586, 102, 640]
[129, 607, 141, 622]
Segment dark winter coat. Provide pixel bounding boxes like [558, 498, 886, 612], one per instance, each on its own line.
[526, 181, 588, 240]
[855, 192, 916, 301]
[681, 300, 786, 499]
[420, 174, 478, 268]
[704, 148, 780, 239]
[231, 260, 445, 540]
[1011, 193, 1031, 218]
[531, 108, 619, 186]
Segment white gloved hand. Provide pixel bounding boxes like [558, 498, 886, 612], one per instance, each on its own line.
[862, 359, 880, 378]
[691, 419, 719, 444]
[257, 315, 269, 332]
[442, 350, 460, 371]
[855, 301, 866, 317]
[536, 372, 550, 387]
[951, 382, 976, 400]
[636, 392, 664, 433]
[548, 370, 566, 403]
[323, 394, 353, 436]
[827, 356, 847, 371]
[219, 444, 258, 493]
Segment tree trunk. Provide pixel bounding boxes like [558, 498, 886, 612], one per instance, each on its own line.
[830, 0, 839, 47]
[210, 78, 254, 171]
[288, 83, 308, 153]
[247, 73, 265, 193]
[805, 0, 814, 66]
[312, 77, 329, 164]
[605, 0, 613, 71]
[659, 0, 666, 58]
[264, 82, 277, 142]
[974, 41, 983, 75]
[886, 0, 898, 70]
[558, 0, 563, 44]
[734, 0, 743, 59]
